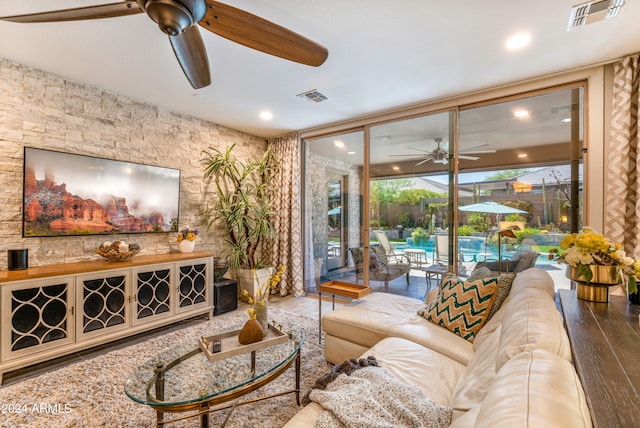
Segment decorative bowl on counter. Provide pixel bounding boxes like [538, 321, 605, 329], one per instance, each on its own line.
[95, 241, 141, 262]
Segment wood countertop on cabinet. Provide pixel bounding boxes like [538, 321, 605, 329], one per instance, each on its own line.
[0, 252, 214, 284]
[558, 289, 640, 428]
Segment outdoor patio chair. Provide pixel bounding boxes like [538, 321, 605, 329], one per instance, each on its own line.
[349, 247, 410, 287]
[373, 230, 410, 264]
[433, 233, 464, 265]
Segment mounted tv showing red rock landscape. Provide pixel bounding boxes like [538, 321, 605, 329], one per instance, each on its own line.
[23, 148, 180, 237]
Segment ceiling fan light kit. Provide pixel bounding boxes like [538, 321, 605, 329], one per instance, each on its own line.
[0, 0, 328, 90]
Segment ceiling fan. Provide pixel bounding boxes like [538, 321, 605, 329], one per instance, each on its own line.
[389, 137, 496, 165]
[0, 1, 329, 89]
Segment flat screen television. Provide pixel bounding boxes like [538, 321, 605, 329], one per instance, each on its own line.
[23, 147, 181, 237]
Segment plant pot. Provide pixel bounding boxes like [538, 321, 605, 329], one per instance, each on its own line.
[237, 267, 274, 302]
[566, 265, 622, 285]
[178, 240, 195, 253]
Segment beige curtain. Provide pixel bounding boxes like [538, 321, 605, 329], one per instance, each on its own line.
[267, 132, 304, 296]
[605, 55, 640, 259]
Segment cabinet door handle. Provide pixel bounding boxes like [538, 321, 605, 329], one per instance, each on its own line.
[70, 306, 74, 316]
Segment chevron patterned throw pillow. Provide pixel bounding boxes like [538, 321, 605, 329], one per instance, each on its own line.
[418, 273, 499, 342]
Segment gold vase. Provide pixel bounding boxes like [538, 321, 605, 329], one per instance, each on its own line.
[567, 265, 621, 303]
[566, 265, 622, 285]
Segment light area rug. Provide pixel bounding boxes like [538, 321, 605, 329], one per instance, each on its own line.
[0, 307, 330, 428]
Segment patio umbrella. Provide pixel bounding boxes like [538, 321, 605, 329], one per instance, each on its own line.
[458, 201, 526, 214]
[328, 207, 341, 215]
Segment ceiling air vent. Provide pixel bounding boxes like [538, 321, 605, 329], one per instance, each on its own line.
[568, 0, 626, 31]
[297, 89, 328, 103]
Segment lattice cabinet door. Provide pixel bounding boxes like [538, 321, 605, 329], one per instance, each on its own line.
[1, 276, 75, 361]
[75, 270, 130, 341]
[131, 264, 174, 326]
[175, 257, 212, 315]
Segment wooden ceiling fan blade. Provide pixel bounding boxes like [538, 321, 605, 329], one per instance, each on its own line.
[199, 1, 328, 66]
[0, 2, 142, 23]
[169, 26, 211, 89]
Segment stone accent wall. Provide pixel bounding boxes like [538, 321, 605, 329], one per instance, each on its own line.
[0, 58, 266, 269]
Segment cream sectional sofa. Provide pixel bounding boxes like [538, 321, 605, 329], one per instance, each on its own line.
[285, 268, 592, 427]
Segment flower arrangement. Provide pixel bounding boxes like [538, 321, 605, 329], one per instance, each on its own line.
[176, 227, 199, 242]
[549, 227, 639, 293]
[243, 265, 286, 319]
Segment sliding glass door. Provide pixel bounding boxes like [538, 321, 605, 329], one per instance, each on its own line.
[458, 86, 583, 288]
[304, 131, 364, 291]
[303, 84, 584, 293]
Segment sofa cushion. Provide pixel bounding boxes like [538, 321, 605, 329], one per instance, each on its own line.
[418, 274, 498, 343]
[322, 293, 425, 358]
[449, 319, 502, 415]
[474, 350, 592, 428]
[387, 314, 475, 366]
[508, 268, 555, 299]
[496, 286, 572, 370]
[366, 337, 467, 407]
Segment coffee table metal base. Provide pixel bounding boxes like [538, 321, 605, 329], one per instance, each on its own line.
[149, 348, 301, 427]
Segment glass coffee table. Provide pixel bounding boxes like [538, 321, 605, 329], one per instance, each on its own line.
[124, 323, 304, 427]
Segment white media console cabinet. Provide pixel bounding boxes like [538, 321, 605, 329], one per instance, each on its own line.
[0, 252, 214, 384]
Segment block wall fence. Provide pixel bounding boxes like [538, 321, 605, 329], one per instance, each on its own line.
[0, 58, 266, 270]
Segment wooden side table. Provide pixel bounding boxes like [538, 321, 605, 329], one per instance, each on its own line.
[317, 281, 370, 344]
[558, 290, 640, 428]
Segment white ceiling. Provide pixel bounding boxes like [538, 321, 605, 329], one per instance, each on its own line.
[1, 1, 639, 138]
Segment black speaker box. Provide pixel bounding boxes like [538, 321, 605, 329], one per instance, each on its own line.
[8, 249, 28, 271]
[213, 279, 237, 316]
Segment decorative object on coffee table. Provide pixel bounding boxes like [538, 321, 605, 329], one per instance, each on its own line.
[95, 241, 141, 261]
[238, 317, 264, 344]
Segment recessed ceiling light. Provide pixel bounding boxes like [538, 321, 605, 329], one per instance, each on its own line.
[259, 111, 273, 121]
[392, 166, 400, 171]
[347, 151, 356, 155]
[334, 140, 345, 148]
[513, 109, 531, 119]
[506, 33, 531, 50]
[561, 118, 572, 123]
[518, 153, 528, 158]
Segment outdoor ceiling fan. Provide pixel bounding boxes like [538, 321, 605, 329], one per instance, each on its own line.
[389, 137, 496, 165]
[0, 1, 329, 89]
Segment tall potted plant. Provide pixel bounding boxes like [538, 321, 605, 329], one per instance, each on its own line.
[201, 143, 279, 299]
